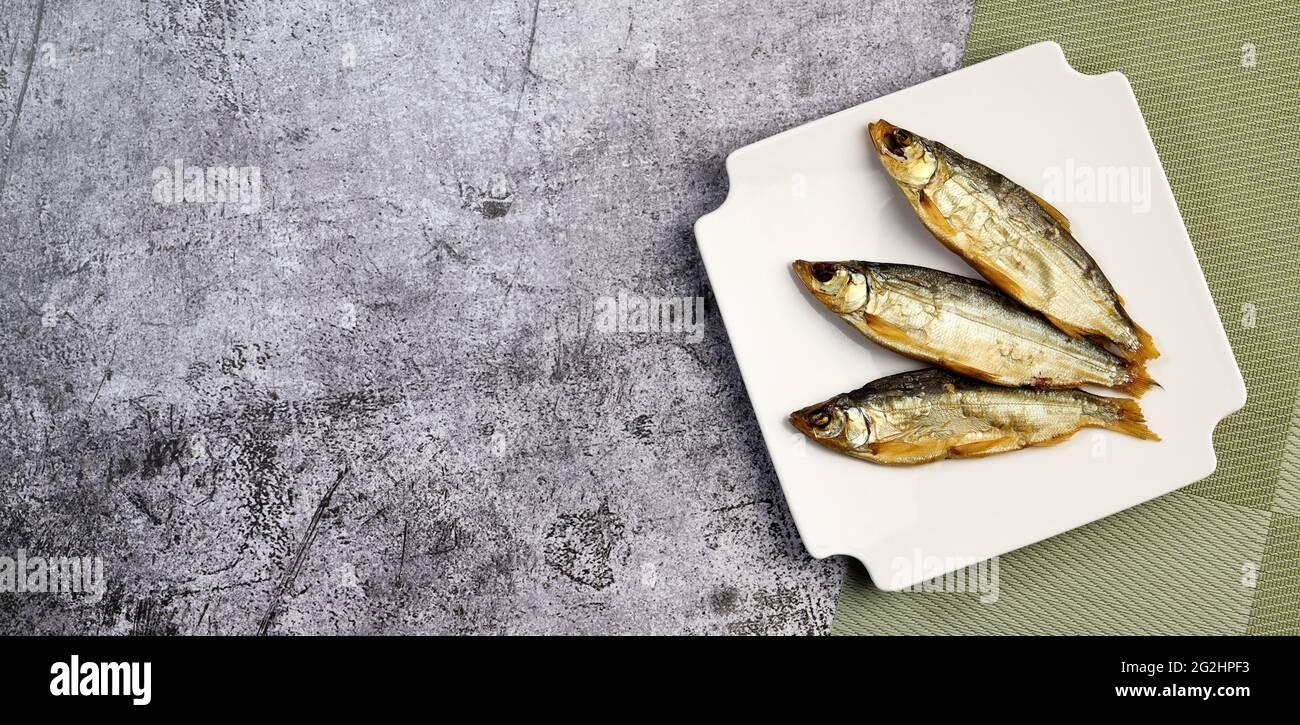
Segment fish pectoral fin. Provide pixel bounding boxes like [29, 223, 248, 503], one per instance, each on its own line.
[863, 314, 914, 344]
[868, 437, 951, 465]
[914, 191, 1031, 308]
[1025, 188, 1072, 231]
[868, 421, 970, 464]
[871, 419, 1010, 463]
[915, 189, 960, 240]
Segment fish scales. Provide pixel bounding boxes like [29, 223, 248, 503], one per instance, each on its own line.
[789, 369, 1158, 466]
[867, 120, 1159, 365]
[792, 261, 1154, 395]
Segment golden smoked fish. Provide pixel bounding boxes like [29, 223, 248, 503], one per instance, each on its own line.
[789, 368, 1158, 466]
[867, 120, 1159, 364]
[792, 261, 1154, 395]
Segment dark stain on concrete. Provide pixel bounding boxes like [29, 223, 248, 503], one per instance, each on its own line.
[544, 501, 625, 591]
[626, 414, 654, 440]
[711, 585, 739, 613]
[458, 181, 514, 219]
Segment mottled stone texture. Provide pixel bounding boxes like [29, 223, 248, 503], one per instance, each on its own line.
[0, 1, 972, 634]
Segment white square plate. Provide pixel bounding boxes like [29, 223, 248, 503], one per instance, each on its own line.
[694, 42, 1245, 591]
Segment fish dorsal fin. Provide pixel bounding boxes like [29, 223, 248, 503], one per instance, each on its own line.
[1025, 188, 1071, 231]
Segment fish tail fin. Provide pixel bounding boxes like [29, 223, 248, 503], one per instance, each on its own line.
[1114, 361, 1160, 398]
[1109, 318, 1160, 364]
[1132, 321, 1160, 362]
[1103, 398, 1161, 441]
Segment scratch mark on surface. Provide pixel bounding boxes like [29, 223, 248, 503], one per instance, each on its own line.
[711, 498, 774, 514]
[257, 466, 349, 635]
[396, 519, 409, 587]
[87, 347, 117, 413]
[195, 601, 209, 632]
[501, 0, 541, 165]
[0, 0, 45, 198]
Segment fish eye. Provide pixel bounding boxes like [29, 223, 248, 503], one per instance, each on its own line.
[884, 128, 914, 157]
[809, 409, 832, 428]
[811, 263, 836, 283]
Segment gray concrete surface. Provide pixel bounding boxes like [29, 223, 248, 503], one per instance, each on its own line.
[0, 0, 973, 634]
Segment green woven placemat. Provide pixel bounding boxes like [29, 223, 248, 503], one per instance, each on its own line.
[832, 0, 1300, 635]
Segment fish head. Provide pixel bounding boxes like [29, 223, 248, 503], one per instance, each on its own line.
[868, 120, 937, 188]
[789, 396, 874, 454]
[792, 260, 870, 314]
